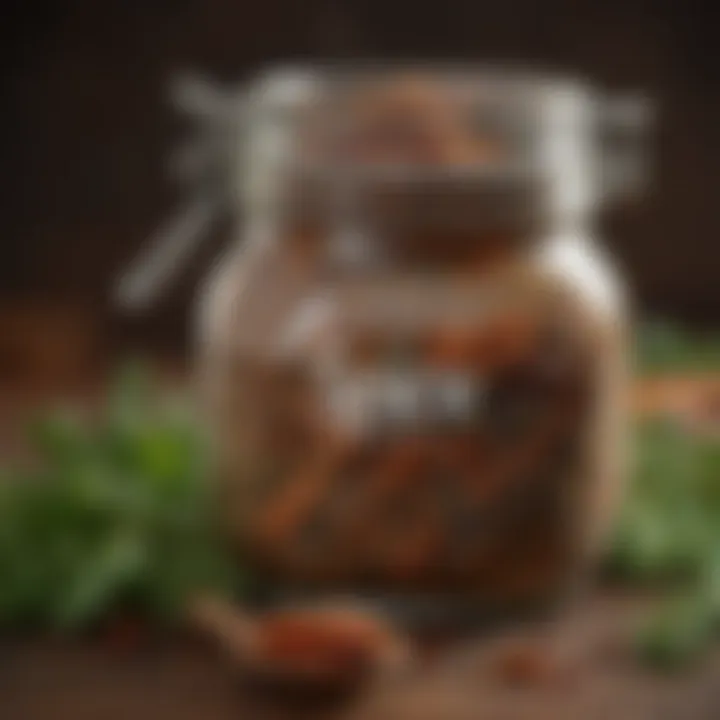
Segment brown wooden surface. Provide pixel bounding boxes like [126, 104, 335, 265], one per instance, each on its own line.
[2, 594, 720, 720]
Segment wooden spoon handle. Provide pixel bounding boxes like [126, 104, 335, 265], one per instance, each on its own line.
[187, 594, 258, 662]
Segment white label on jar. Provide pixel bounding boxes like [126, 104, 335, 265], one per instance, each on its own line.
[323, 369, 482, 436]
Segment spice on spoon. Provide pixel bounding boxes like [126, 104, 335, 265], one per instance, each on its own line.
[188, 595, 411, 694]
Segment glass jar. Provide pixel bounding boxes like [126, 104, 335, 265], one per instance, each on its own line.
[122, 67, 647, 615]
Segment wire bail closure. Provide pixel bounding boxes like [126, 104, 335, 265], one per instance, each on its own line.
[115, 74, 243, 312]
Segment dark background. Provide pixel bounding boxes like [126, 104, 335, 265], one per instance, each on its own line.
[0, 0, 718, 360]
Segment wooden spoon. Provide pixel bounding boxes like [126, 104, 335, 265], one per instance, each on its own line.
[188, 595, 411, 696]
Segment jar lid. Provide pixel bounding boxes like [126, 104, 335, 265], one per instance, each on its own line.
[114, 67, 650, 310]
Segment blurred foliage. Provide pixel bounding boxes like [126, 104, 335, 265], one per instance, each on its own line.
[0, 362, 241, 631]
[635, 321, 720, 375]
[634, 591, 717, 671]
[614, 321, 720, 668]
[607, 418, 720, 668]
[608, 419, 720, 583]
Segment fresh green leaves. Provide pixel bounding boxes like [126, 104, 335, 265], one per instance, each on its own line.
[0, 362, 240, 632]
[610, 420, 720, 669]
[636, 594, 716, 670]
[635, 322, 720, 375]
[610, 321, 720, 668]
[54, 527, 148, 629]
[634, 556, 720, 670]
[607, 414, 720, 669]
[608, 419, 719, 583]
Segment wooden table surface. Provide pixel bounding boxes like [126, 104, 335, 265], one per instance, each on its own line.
[2, 593, 720, 720]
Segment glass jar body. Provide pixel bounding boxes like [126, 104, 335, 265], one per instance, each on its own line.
[194, 68, 633, 617]
[198, 219, 628, 612]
